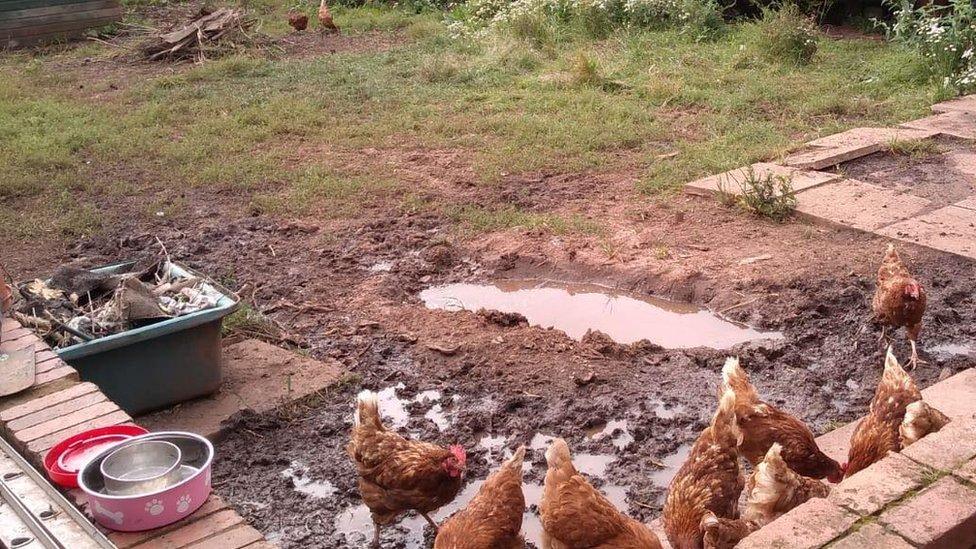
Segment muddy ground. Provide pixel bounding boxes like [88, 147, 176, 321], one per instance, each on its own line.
[8, 160, 976, 547]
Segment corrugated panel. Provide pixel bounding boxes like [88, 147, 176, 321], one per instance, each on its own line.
[0, 0, 121, 46]
[0, 0, 103, 13]
[1, 0, 118, 21]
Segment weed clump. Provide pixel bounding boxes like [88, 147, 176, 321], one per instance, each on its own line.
[756, 3, 819, 65]
[887, 138, 942, 158]
[717, 167, 797, 221]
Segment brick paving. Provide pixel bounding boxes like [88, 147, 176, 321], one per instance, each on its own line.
[686, 94, 976, 261]
[0, 319, 272, 548]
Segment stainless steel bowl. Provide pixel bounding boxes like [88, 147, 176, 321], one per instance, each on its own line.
[100, 440, 182, 496]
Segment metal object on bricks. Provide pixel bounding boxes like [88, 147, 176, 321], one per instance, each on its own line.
[0, 434, 116, 548]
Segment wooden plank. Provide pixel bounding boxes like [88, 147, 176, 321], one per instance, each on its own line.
[0, 0, 115, 13]
[0, 0, 118, 21]
[0, 6, 121, 30]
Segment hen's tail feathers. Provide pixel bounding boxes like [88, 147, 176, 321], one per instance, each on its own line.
[503, 445, 527, 476]
[722, 356, 758, 406]
[354, 390, 384, 430]
[701, 511, 719, 531]
[900, 400, 951, 447]
[883, 243, 900, 265]
[762, 443, 787, 472]
[545, 438, 575, 475]
[881, 347, 918, 398]
[744, 444, 787, 522]
[712, 388, 742, 447]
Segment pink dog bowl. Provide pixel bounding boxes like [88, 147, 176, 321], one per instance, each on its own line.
[78, 431, 213, 532]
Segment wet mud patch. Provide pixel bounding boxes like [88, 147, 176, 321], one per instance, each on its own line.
[211, 240, 976, 548]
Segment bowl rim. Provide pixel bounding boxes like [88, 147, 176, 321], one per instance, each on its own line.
[44, 425, 149, 488]
[79, 431, 213, 501]
[101, 439, 183, 487]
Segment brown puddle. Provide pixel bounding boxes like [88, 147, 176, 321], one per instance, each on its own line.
[420, 280, 781, 349]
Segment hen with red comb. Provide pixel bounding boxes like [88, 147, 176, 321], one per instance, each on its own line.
[348, 390, 467, 548]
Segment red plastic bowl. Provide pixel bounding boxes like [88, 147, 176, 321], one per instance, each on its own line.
[45, 425, 148, 488]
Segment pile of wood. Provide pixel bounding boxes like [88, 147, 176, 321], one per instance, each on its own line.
[142, 8, 254, 61]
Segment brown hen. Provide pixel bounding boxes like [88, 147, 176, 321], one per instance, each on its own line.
[873, 243, 926, 367]
[435, 446, 526, 549]
[318, 0, 339, 33]
[347, 390, 466, 548]
[287, 11, 308, 31]
[846, 347, 923, 476]
[742, 443, 829, 526]
[663, 388, 744, 549]
[722, 357, 843, 483]
[541, 438, 662, 549]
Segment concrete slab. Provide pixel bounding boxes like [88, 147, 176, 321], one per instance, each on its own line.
[795, 179, 932, 232]
[784, 128, 939, 170]
[945, 150, 976, 179]
[139, 339, 343, 439]
[932, 94, 976, 114]
[902, 111, 976, 139]
[954, 197, 976, 212]
[685, 162, 840, 197]
[877, 205, 976, 260]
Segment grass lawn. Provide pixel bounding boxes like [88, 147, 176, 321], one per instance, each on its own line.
[0, 0, 941, 242]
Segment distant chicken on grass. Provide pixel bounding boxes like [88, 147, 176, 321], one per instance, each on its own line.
[318, 0, 339, 33]
[873, 243, 926, 368]
[434, 446, 526, 549]
[663, 389, 748, 549]
[287, 11, 308, 31]
[742, 443, 830, 527]
[722, 357, 844, 483]
[347, 390, 467, 548]
[541, 438, 662, 549]
[846, 347, 948, 477]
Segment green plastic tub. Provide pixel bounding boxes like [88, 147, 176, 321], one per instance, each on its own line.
[54, 261, 238, 415]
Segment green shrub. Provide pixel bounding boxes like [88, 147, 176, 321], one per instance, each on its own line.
[757, 3, 819, 64]
[880, 0, 976, 94]
[717, 167, 797, 221]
